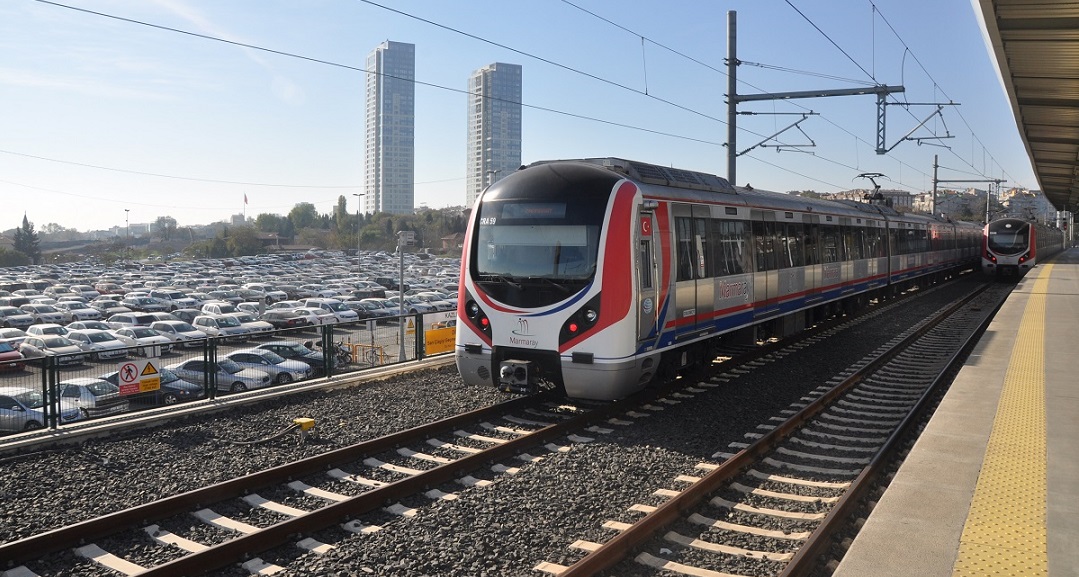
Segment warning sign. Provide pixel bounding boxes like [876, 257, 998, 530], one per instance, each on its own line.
[116, 358, 162, 396]
[405, 317, 416, 335]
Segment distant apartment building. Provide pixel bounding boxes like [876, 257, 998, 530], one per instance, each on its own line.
[465, 62, 523, 208]
[364, 41, 415, 215]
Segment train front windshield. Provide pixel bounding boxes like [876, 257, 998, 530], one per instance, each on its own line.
[475, 202, 601, 281]
[987, 221, 1030, 255]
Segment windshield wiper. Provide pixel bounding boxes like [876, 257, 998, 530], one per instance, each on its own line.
[478, 274, 521, 289]
[532, 276, 572, 293]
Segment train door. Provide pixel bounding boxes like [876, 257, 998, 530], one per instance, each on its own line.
[672, 204, 705, 334]
[637, 208, 659, 342]
[751, 211, 778, 306]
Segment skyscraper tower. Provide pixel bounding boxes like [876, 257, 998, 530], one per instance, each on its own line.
[364, 41, 416, 215]
[466, 62, 522, 208]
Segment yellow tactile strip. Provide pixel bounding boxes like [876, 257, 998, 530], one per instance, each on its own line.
[953, 266, 1051, 576]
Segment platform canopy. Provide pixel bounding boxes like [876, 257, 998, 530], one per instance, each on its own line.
[975, 0, 1079, 212]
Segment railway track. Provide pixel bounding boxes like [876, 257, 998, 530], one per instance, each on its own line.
[537, 281, 1011, 577]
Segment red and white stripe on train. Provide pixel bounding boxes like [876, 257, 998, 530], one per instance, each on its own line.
[456, 158, 982, 401]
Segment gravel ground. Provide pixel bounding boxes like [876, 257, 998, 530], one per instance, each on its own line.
[0, 279, 978, 577]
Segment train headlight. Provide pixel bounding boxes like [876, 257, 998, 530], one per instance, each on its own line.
[467, 301, 480, 317]
[463, 295, 491, 337]
[559, 294, 601, 345]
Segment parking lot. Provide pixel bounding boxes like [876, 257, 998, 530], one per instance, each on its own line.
[0, 248, 461, 434]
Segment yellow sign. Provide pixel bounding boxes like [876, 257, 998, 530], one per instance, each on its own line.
[405, 317, 416, 335]
[141, 361, 159, 376]
[424, 327, 456, 355]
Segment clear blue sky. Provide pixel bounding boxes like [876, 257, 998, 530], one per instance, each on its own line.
[0, 0, 1031, 233]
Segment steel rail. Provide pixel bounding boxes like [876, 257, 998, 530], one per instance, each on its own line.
[556, 283, 992, 576]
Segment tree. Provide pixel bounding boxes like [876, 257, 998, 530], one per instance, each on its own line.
[154, 216, 178, 241]
[226, 226, 263, 256]
[0, 247, 31, 267]
[288, 202, 319, 229]
[12, 214, 41, 264]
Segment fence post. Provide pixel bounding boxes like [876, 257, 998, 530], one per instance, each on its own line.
[42, 356, 56, 429]
[322, 324, 333, 377]
[414, 313, 425, 361]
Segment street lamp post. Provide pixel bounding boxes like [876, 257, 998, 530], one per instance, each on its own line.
[352, 193, 366, 280]
[124, 209, 130, 266]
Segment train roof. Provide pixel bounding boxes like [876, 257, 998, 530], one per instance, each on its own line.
[522, 158, 982, 229]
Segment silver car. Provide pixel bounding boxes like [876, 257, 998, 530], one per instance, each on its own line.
[224, 349, 312, 385]
[0, 385, 84, 433]
[165, 358, 271, 394]
[66, 329, 130, 361]
[57, 377, 129, 418]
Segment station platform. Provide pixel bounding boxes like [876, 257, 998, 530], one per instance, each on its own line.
[833, 249, 1079, 577]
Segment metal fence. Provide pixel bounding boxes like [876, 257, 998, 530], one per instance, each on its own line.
[0, 314, 442, 435]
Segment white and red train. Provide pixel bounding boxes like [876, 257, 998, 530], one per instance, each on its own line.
[455, 158, 982, 400]
[981, 217, 1065, 279]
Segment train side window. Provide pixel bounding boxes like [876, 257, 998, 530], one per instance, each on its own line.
[638, 241, 653, 290]
[753, 221, 777, 271]
[804, 224, 820, 265]
[695, 218, 712, 278]
[711, 220, 747, 276]
[821, 225, 840, 263]
[781, 223, 805, 268]
[676, 217, 696, 281]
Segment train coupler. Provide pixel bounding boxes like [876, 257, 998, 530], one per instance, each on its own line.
[498, 360, 536, 394]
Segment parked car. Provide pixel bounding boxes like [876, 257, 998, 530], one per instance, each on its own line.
[0, 340, 26, 372]
[291, 307, 336, 326]
[19, 303, 66, 324]
[226, 312, 275, 336]
[201, 301, 240, 316]
[66, 320, 113, 332]
[53, 301, 103, 323]
[58, 377, 129, 417]
[0, 385, 84, 433]
[120, 296, 169, 313]
[0, 306, 34, 329]
[26, 323, 69, 337]
[256, 340, 327, 376]
[66, 329, 129, 361]
[69, 284, 101, 300]
[19, 335, 86, 366]
[90, 301, 133, 317]
[147, 289, 198, 311]
[111, 327, 173, 356]
[260, 309, 312, 330]
[0, 328, 29, 347]
[99, 368, 205, 406]
[224, 348, 312, 384]
[149, 320, 208, 347]
[165, 358, 272, 393]
[106, 312, 159, 329]
[171, 308, 203, 324]
[300, 298, 360, 323]
[191, 314, 250, 340]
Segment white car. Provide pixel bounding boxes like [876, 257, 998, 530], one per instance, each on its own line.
[300, 298, 360, 323]
[53, 301, 103, 323]
[26, 323, 69, 338]
[66, 329, 129, 361]
[149, 320, 208, 347]
[110, 326, 173, 356]
[191, 314, 250, 341]
[291, 307, 336, 326]
[0, 306, 35, 329]
[227, 312, 275, 336]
